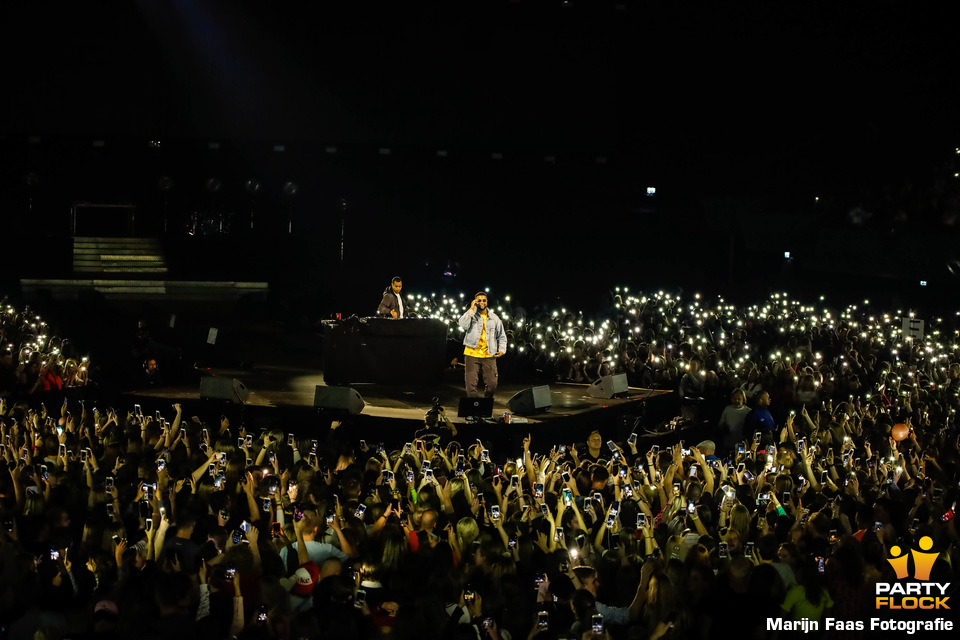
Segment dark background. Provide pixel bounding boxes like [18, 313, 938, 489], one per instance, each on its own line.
[3, 0, 960, 313]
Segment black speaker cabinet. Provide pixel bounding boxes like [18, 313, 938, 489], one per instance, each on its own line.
[507, 385, 552, 415]
[588, 373, 629, 399]
[199, 377, 249, 404]
[314, 386, 365, 415]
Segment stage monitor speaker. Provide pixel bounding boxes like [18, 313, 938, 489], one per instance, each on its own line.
[200, 377, 249, 404]
[314, 385, 365, 415]
[507, 385, 552, 415]
[588, 373, 629, 399]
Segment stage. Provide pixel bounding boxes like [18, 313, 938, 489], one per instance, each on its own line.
[110, 318, 692, 452]
[125, 363, 679, 451]
[130, 364, 670, 418]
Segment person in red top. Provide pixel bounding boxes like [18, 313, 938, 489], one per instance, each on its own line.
[406, 508, 439, 552]
[39, 360, 65, 408]
[41, 363, 63, 392]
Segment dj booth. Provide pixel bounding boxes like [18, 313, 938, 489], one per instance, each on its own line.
[322, 317, 449, 384]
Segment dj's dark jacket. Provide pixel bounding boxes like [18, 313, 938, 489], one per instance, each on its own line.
[377, 288, 404, 317]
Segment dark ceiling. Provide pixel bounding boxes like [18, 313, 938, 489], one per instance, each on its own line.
[3, 1, 958, 163]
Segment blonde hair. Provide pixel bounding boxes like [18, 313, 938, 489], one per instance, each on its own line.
[448, 477, 465, 497]
[456, 517, 480, 550]
[730, 503, 751, 541]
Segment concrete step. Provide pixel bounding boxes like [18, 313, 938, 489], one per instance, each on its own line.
[73, 256, 167, 265]
[21, 278, 269, 301]
[73, 259, 167, 267]
[73, 248, 163, 257]
[73, 243, 163, 250]
[74, 258, 167, 266]
[74, 237, 162, 244]
[74, 267, 169, 273]
[72, 236, 168, 275]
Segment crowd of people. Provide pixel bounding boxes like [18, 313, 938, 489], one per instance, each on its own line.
[0, 288, 959, 640]
[411, 288, 957, 424]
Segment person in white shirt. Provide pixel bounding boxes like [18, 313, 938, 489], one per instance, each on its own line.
[279, 506, 349, 569]
[718, 388, 751, 451]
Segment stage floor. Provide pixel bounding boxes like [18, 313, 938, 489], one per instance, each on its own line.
[116, 320, 677, 448]
[128, 363, 670, 426]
